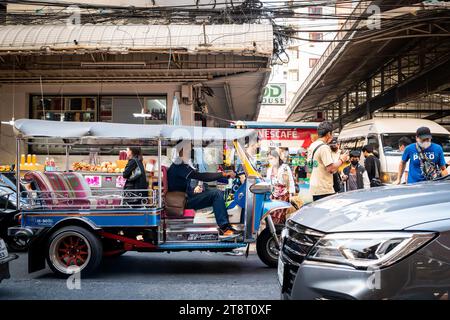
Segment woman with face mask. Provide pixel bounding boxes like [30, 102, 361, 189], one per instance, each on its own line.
[266, 149, 296, 195]
[265, 149, 296, 224]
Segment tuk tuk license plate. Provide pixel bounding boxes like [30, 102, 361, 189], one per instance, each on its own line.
[0, 239, 8, 260]
[277, 258, 284, 287]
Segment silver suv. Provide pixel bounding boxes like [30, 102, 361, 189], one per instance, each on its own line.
[279, 178, 450, 300]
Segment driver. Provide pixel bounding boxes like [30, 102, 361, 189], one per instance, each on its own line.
[167, 142, 238, 239]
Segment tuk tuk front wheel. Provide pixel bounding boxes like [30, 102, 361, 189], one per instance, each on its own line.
[256, 225, 283, 268]
[46, 226, 103, 278]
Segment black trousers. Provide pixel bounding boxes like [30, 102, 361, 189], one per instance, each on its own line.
[186, 189, 229, 228]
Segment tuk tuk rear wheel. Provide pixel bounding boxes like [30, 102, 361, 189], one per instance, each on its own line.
[256, 225, 283, 268]
[46, 226, 103, 278]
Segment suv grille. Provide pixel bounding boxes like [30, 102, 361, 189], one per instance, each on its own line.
[280, 219, 323, 295]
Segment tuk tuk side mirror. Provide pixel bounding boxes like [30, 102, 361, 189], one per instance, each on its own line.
[249, 182, 272, 194]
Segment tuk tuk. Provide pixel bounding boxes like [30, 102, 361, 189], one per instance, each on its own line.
[8, 119, 292, 277]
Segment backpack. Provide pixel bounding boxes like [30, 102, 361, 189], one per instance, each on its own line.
[415, 143, 441, 180]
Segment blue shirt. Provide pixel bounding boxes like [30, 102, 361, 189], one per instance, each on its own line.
[402, 142, 446, 183]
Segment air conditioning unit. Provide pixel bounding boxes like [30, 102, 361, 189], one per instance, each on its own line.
[181, 85, 193, 104]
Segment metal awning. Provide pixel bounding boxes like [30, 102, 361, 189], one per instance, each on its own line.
[13, 119, 256, 141]
[286, 0, 450, 122]
[0, 24, 273, 56]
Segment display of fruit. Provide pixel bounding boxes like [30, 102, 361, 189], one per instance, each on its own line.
[116, 160, 128, 169]
[72, 161, 92, 171]
[0, 165, 11, 172]
[72, 161, 124, 173]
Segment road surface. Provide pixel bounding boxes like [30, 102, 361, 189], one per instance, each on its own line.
[0, 251, 280, 300]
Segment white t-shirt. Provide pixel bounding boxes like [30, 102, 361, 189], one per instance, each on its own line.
[307, 140, 335, 196]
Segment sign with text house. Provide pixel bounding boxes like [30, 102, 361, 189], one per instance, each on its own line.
[261, 83, 286, 105]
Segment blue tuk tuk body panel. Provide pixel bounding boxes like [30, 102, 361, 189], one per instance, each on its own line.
[21, 208, 161, 228]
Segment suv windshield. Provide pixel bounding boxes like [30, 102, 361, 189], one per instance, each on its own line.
[382, 133, 450, 156]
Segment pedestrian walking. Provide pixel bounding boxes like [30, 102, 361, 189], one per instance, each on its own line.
[342, 150, 370, 191]
[396, 126, 448, 184]
[307, 121, 349, 201]
[362, 144, 382, 187]
[329, 137, 344, 193]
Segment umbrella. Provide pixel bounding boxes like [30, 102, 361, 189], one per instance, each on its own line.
[170, 96, 183, 162]
[170, 95, 182, 126]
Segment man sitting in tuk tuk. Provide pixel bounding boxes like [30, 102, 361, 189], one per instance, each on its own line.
[168, 144, 238, 239]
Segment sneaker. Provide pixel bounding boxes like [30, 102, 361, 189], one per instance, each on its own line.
[219, 226, 240, 241]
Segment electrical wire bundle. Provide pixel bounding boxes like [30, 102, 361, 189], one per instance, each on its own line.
[1, 0, 449, 64]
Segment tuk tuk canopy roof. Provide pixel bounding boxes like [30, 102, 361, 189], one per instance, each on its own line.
[13, 119, 256, 142]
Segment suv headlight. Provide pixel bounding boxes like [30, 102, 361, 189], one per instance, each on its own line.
[308, 232, 435, 269]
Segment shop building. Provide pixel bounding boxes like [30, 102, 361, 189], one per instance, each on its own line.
[0, 23, 273, 165]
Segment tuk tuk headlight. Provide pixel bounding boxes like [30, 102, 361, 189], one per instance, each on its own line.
[307, 232, 435, 269]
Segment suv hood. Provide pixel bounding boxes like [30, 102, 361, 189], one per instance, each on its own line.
[290, 181, 450, 233]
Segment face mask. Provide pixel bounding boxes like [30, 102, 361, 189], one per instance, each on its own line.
[351, 160, 359, 166]
[330, 146, 338, 152]
[418, 141, 431, 149]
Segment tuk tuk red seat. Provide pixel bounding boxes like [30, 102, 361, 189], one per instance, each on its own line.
[24, 171, 122, 210]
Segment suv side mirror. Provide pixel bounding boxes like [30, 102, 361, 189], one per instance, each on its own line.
[249, 182, 272, 194]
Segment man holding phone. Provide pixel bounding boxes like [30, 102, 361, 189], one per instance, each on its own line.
[307, 121, 350, 201]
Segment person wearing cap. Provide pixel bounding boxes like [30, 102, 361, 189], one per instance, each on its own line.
[396, 126, 448, 184]
[329, 137, 341, 162]
[342, 150, 370, 191]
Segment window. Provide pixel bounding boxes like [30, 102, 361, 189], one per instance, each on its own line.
[31, 95, 167, 124]
[381, 133, 450, 156]
[289, 46, 300, 59]
[309, 32, 323, 41]
[339, 137, 366, 153]
[146, 97, 167, 122]
[309, 58, 319, 68]
[367, 134, 380, 156]
[308, 6, 323, 19]
[288, 69, 299, 81]
[102, 96, 167, 124]
[30, 96, 97, 122]
[283, 71, 288, 80]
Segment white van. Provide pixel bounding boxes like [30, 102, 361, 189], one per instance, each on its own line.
[338, 118, 450, 184]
